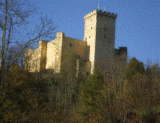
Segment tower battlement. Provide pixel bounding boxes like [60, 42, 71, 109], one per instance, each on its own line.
[84, 9, 117, 19]
[84, 9, 97, 19]
[25, 9, 127, 75]
[97, 10, 117, 19]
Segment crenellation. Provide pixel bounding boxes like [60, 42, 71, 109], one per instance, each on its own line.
[97, 10, 117, 19]
[84, 9, 117, 20]
[115, 47, 127, 56]
[84, 9, 97, 19]
[25, 9, 127, 76]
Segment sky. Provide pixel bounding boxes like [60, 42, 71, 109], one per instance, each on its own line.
[32, 0, 160, 66]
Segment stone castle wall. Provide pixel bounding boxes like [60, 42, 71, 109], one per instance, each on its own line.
[95, 10, 117, 73]
[25, 9, 127, 76]
[61, 35, 87, 76]
[84, 10, 97, 74]
[46, 32, 63, 73]
[45, 32, 88, 75]
[25, 40, 47, 72]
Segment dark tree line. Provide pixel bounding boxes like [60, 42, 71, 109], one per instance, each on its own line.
[1, 57, 160, 122]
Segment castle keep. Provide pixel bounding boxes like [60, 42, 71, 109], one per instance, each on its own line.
[25, 9, 127, 76]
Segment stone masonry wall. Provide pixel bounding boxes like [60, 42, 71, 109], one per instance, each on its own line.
[95, 10, 117, 73]
[84, 9, 117, 74]
[61, 35, 87, 76]
[25, 9, 127, 76]
[84, 10, 97, 74]
[25, 40, 47, 72]
[46, 32, 63, 73]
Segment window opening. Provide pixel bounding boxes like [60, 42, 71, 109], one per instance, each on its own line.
[68, 43, 72, 47]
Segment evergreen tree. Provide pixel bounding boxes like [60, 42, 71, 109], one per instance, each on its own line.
[78, 69, 104, 122]
[126, 57, 145, 80]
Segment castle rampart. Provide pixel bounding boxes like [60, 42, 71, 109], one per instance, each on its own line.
[25, 40, 47, 72]
[84, 9, 117, 20]
[25, 9, 127, 76]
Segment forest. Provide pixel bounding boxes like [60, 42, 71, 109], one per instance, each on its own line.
[1, 57, 160, 123]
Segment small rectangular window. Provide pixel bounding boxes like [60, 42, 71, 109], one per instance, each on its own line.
[68, 44, 72, 47]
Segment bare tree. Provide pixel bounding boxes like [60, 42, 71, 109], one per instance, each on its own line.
[0, 0, 55, 89]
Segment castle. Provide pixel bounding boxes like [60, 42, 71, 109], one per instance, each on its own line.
[25, 9, 127, 76]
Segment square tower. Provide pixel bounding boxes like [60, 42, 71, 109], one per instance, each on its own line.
[84, 9, 117, 74]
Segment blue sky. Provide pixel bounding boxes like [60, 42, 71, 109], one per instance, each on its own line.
[32, 0, 160, 66]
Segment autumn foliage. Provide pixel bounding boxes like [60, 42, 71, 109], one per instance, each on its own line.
[1, 57, 160, 122]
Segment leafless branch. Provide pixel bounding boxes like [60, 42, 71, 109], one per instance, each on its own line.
[0, 0, 55, 89]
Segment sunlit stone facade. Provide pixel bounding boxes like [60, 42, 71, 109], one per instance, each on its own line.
[25, 9, 127, 76]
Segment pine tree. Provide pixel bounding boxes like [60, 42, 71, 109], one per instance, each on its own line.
[78, 69, 104, 122]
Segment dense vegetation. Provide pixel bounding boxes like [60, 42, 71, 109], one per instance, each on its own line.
[1, 57, 160, 122]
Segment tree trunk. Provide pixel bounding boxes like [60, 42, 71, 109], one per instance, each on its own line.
[1, 0, 8, 89]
